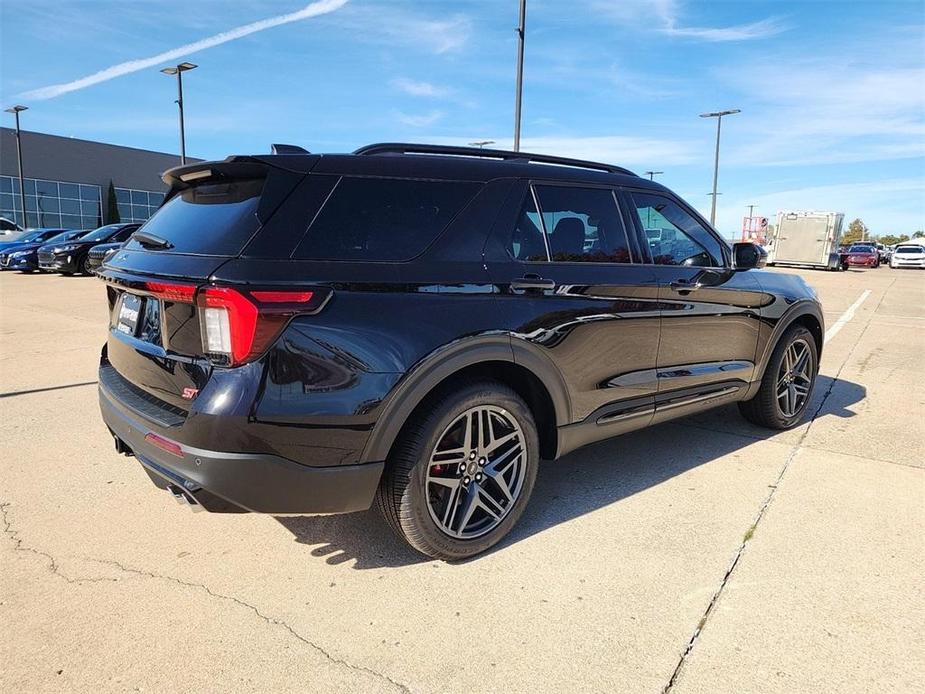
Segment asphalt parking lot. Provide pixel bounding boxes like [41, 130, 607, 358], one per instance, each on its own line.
[1, 265, 922, 693]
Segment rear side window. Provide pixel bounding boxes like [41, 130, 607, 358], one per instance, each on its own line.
[293, 177, 479, 261]
[124, 180, 263, 256]
[534, 185, 632, 263]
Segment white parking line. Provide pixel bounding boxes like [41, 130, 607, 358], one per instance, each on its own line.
[824, 289, 872, 343]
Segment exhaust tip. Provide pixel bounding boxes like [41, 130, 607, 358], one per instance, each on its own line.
[166, 484, 204, 512]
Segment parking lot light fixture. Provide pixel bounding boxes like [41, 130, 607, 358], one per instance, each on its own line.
[644, 170, 663, 181]
[469, 140, 495, 149]
[513, 0, 527, 151]
[700, 108, 740, 227]
[4, 105, 28, 227]
[160, 62, 197, 164]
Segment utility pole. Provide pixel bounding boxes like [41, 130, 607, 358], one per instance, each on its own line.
[513, 0, 527, 151]
[160, 62, 197, 164]
[4, 105, 28, 227]
[699, 109, 741, 226]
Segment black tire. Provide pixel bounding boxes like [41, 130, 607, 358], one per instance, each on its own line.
[738, 325, 818, 430]
[376, 380, 539, 560]
[82, 256, 94, 276]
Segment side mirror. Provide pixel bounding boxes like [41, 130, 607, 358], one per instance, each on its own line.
[732, 242, 767, 270]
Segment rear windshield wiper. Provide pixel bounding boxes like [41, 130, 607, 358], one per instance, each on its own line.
[133, 231, 174, 250]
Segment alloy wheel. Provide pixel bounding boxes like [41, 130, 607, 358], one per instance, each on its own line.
[425, 405, 527, 540]
[777, 338, 813, 418]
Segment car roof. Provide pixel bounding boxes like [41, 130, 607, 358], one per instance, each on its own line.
[164, 142, 671, 192]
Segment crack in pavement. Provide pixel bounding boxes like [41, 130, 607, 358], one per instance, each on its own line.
[1, 502, 120, 584]
[0, 502, 410, 693]
[674, 422, 920, 470]
[662, 283, 892, 693]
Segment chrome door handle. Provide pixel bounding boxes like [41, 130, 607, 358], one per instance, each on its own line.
[511, 276, 556, 291]
[670, 279, 702, 292]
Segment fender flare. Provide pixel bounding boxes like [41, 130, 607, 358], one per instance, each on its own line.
[754, 299, 825, 383]
[358, 334, 571, 464]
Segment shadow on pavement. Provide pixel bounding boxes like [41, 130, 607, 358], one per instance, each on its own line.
[275, 375, 865, 569]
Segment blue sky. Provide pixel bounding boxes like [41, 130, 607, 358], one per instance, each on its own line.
[2, 0, 923, 237]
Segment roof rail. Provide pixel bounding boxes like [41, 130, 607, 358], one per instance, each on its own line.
[271, 143, 311, 154]
[353, 142, 636, 176]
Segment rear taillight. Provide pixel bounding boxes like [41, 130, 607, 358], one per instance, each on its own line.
[197, 286, 326, 366]
[143, 280, 197, 303]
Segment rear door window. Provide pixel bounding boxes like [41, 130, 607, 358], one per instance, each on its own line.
[292, 177, 479, 261]
[533, 185, 633, 263]
[124, 179, 263, 256]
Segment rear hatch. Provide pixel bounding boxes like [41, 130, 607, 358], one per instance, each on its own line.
[99, 157, 318, 411]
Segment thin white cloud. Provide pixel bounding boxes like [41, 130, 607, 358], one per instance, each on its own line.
[716, 179, 925, 237]
[593, 0, 786, 42]
[391, 78, 449, 98]
[396, 110, 446, 128]
[328, 6, 471, 54]
[716, 59, 925, 167]
[18, 0, 349, 101]
[663, 17, 786, 42]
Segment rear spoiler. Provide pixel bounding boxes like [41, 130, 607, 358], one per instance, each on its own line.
[160, 154, 321, 223]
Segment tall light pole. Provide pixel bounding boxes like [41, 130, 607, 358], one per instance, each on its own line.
[160, 62, 197, 164]
[4, 105, 28, 227]
[699, 108, 740, 227]
[513, 0, 527, 151]
[469, 140, 495, 149]
[643, 172, 663, 226]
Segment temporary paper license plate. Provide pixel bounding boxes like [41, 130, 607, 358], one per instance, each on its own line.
[116, 293, 143, 336]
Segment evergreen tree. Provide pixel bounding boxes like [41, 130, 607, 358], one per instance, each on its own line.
[106, 180, 120, 224]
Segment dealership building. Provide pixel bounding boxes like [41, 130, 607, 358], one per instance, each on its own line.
[1, 128, 191, 230]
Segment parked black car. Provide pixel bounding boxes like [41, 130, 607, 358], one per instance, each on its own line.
[38, 223, 140, 275]
[0, 228, 76, 272]
[86, 242, 124, 274]
[97, 143, 824, 559]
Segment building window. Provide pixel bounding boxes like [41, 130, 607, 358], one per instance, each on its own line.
[114, 186, 164, 223]
[0, 175, 102, 230]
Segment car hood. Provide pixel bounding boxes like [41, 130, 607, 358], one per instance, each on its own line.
[42, 239, 100, 251]
[0, 241, 42, 253]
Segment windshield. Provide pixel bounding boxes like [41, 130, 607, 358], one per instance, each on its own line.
[848, 245, 873, 252]
[46, 230, 88, 245]
[12, 230, 55, 243]
[896, 246, 923, 254]
[80, 224, 122, 243]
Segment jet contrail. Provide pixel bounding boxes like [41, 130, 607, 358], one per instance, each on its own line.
[19, 0, 349, 100]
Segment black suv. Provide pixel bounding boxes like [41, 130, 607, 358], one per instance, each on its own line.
[97, 143, 823, 559]
[39, 222, 140, 275]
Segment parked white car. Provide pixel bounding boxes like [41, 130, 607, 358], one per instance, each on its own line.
[890, 244, 925, 269]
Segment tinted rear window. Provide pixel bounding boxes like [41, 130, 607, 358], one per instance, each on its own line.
[124, 180, 263, 256]
[292, 177, 479, 261]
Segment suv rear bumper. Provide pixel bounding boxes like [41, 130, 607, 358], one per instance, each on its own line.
[99, 382, 384, 514]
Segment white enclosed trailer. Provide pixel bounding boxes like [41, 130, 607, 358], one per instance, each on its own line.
[765, 211, 845, 270]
